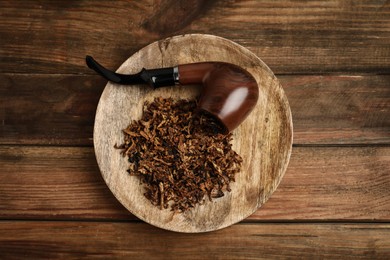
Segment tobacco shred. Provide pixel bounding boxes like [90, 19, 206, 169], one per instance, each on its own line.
[116, 97, 242, 212]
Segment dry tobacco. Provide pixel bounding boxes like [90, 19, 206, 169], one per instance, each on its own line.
[116, 97, 242, 212]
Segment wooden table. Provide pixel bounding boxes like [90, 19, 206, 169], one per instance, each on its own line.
[1, 0, 389, 258]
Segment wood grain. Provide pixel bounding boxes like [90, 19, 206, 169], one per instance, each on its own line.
[1, 74, 388, 146]
[1, 0, 389, 74]
[0, 145, 129, 220]
[0, 221, 389, 259]
[283, 75, 390, 145]
[93, 34, 292, 232]
[142, 0, 216, 34]
[0, 74, 105, 145]
[1, 0, 389, 257]
[1, 146, 389, 221]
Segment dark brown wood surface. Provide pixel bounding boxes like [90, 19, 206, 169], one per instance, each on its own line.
[1, 74, 388, 145]
[1, 146, 389, 221]
[0, 222, 389, 259]
[0, 0, 389, 258]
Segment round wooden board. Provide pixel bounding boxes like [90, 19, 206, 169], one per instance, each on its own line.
[94, 34, 293, 233]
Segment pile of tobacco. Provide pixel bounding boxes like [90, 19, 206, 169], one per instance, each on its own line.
[116, 97, 242, 212]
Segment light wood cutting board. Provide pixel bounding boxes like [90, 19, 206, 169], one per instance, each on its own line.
[94, 34, 293, 233]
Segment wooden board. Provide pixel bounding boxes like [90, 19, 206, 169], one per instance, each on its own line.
[0, 221, 389, 259]
[93, 34, 293, 232]
[1, 0, 389, 74]
[1, 0, 390, 257]
[1, 146, 389, 221]
[1, 74, 389, 146]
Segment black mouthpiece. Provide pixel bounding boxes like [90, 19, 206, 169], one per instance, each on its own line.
[85, 55, 176, 88]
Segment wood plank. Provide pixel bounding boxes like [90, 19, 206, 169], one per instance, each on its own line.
[282, 75, 390, 145]
[1, 145, 389, 221]
[1, 0, 389, 74]
[0, 74, 105, 146]
[253, 145, 390, 220]
[1, 74, 388, 145]
[0, 145, 130, 220]
[0, 221, 389, 259]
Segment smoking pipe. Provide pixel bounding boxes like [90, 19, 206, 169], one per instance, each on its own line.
[86, 55, 259, 133]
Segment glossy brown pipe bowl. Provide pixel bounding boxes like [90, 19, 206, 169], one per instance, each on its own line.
[178, 62, 259, 133]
